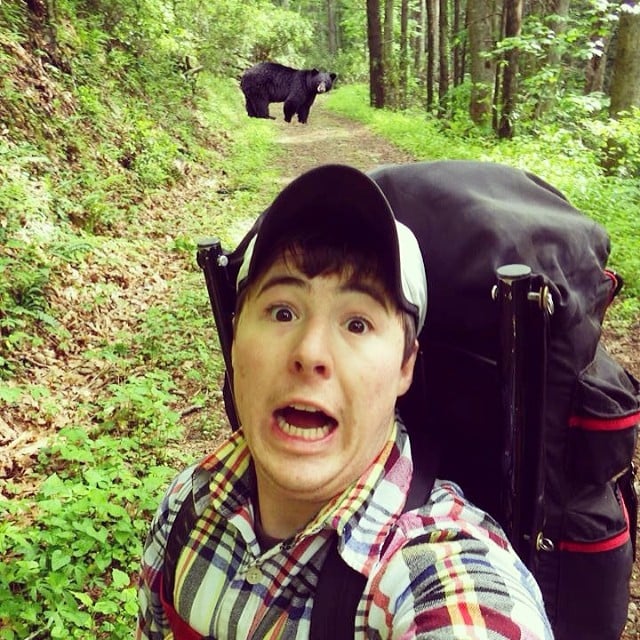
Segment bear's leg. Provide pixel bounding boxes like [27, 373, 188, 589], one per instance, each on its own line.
[244, 95, 258, 117]
[297, 103, 311, 123]
[297, 95, 316, 124]
[283, 98, 298, 123]
[253, 96, 274, 119]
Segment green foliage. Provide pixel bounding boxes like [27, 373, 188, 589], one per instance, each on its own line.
[584, 109, 640, 178]
[0, 241, 53, 374]
[0, 46, 267, 633]
[97, 371, 180, 437]
[171, 0, 314, 74]
[0, 427, 177, 639]
[325, 85, 485, 159]
[0, 5, 27, 38]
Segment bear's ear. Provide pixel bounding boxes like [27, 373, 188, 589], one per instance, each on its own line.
[330, 73, 337, 81]
[310, 68, 319, 75]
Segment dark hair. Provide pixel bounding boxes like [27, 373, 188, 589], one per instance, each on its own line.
[236, 227, 418, 364]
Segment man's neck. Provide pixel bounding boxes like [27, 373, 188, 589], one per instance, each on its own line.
[255, 483, 327, 541]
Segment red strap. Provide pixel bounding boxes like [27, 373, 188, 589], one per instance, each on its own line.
[558, 492, 630, 553]
[159, 574, 205, 640]
[568, 410, 640, 431]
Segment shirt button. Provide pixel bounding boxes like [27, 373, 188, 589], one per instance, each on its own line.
[246, 566, 262, 584]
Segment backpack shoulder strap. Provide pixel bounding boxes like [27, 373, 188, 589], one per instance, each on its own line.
[310, 468, 435, 638]
[310, 535, 367, 639]
[163, 488, 198, 604]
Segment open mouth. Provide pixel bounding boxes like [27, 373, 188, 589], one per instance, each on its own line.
[275, 403, 338, 440]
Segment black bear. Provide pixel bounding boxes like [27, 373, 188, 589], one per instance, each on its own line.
[240, 62, 337, 124]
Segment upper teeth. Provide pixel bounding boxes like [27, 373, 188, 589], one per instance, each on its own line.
[290, 403, 320, 412]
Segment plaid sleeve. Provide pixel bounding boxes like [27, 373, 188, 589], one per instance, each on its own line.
[135, 465, 198, 640]
[366, 483, 554, 639]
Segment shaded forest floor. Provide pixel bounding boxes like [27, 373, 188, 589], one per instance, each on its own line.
[2, 100, 638, 637]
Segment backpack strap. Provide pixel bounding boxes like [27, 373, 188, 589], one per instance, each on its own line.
[310, 534, 367, 639]
[163, 488, 198, 605]
[310, 467, 435, 638]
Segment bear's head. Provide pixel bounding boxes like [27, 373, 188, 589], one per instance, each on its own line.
[311, 70, 337, 94]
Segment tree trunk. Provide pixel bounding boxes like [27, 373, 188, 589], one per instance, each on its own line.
[608, 1, 640, 116]
[584, 37, 609, 94]
[535, 0, 570, 116]
[327, 0, 338, 55]
[497, 0, 523, 137]
[453, 0, 465, 86]
[413, 0, 427, 77]
[426, 0, 438, 110]
[367, 0, 386, 107]
[468, 0, 497, 125]
[438, 0, 450, 116]
[384, 0, 398, 107]
[400, 0, 410, 108]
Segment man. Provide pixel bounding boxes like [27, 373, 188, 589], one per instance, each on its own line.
[136, 164, 553, 639]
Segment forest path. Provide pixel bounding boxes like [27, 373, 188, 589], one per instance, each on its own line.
[269, 101, 414, 180]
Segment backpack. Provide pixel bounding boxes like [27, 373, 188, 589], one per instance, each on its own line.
[190, 160, 639, 640]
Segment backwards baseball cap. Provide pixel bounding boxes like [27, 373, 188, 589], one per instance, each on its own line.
[236, 164, 427, 333]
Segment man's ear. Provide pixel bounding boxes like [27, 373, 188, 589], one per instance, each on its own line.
[397, 339, 419, 397]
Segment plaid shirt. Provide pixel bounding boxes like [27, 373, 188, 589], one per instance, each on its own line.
[136, 422, 553, 639]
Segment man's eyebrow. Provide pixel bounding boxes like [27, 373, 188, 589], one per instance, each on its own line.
[256, 274, 308, 297]
[340, 279, 391, 310]
[256, 272, 392, 310]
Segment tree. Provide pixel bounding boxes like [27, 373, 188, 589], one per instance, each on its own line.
[468, 0, 498, 125]
[384, 0, 398, 106]
[367, 0, 386, 107]
[412, 0, 427, 77]
[584, 33, 609, 95]
[426, 0, 438, 110]
[400, 0, 410, 107]
[496, 0, 523, 137]
[327, 0, 339, 55]
[452, 0, 466, 86]
[438, 0, 451, 115]
[608, 0, 640, 116]
[535, 0, 571, 116]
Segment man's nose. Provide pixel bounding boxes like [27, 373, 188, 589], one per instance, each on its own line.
[289, 320, 332, 378]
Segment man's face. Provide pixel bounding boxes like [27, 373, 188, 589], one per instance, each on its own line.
[231, 255, 417, 511]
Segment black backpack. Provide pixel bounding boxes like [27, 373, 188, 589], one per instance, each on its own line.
[190, 160, 639, 640]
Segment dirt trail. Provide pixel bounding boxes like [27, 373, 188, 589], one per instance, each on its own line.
[269, 102, 414, 179]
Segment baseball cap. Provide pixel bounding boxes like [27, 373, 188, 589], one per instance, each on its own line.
[236, 164, 427, 332]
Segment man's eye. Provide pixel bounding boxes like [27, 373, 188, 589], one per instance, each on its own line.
[269, 305, 296, 322]
[346, 318, 370, 334]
